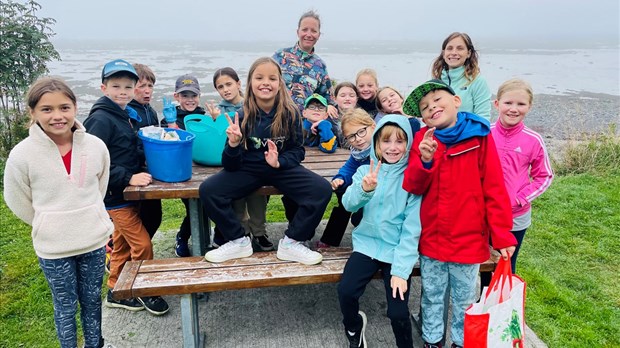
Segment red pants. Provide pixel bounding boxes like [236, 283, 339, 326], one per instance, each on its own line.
[106, 205, 153, 288]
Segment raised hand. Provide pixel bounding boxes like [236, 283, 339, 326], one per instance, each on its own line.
[162, 97, 177, 124]
[419, 127, 438, 163]
[225, 112, 243, 147]
[362, 159, 381, 192]
[264, 139, 280, 168]
[205, 101, 221, 120]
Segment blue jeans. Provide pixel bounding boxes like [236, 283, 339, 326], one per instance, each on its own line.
[38, 247, 105, 348]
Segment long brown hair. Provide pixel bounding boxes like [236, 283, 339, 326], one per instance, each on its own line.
[431, 32, 480, 84]
[26, 77, 77, 126]
[241, 57, 299, 141]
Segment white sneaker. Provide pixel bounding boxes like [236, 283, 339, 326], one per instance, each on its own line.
[276, 238, 323, 265]
[204, 237, 252, 263]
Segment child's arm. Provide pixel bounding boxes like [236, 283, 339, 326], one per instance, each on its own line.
[402, 129, 437, 195]
[391, 193, 422, 281]
[274, 115, 305, 169]
[3, 156, 34, 225]
[222, 112, 244, 171]
[97, 146, 111, 197]
[481, 135, 518, 250]
[517, 141, 554, 206]
[342, 164, 373, 212]
[333, 155, 362, 188]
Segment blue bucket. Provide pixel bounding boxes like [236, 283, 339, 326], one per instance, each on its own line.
[184, 114, 229, 166]
[138, 128, 195, 182]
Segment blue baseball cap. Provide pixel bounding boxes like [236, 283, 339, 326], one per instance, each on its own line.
[101, 59, 139, 82]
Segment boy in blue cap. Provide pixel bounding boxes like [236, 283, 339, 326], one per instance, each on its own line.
[84, 59, 170, 316]
[302, 93, 338, 153]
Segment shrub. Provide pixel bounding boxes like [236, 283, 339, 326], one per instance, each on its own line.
[0, 108, 30, 188]
[553, 124, 620, 176]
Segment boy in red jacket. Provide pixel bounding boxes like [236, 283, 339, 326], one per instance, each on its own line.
[402, 79, 517, 348]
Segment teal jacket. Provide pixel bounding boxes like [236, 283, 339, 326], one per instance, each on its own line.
[217, 99, 243, 115]
[442, 66, 492, 120]
[342, 115, 422, 279]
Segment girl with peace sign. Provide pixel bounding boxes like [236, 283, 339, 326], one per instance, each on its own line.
[338, 114, 422, 348]
[199, 57, 332, 265]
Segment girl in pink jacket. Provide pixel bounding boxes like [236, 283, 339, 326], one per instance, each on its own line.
[490, 78, 554, 273]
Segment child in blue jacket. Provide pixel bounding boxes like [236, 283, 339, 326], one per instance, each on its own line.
[338, 114, 422, 348]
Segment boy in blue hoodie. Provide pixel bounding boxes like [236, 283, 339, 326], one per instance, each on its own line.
[84, 59, 169, 317]
[338, 114, 422, 348]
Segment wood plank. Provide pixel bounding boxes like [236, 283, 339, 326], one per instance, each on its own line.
[112, 260, 142, 300]
[113, 248, 499, 299]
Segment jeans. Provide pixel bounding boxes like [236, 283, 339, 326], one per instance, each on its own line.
[38, 247, 105, 348]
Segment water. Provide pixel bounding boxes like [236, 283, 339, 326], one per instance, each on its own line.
[46, 40, 620, 119]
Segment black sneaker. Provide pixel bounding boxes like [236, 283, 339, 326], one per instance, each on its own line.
[175, 233, 190, 257]
[138, 296, 170, 316]
[105, 290, 144, 311]
[346, 311, 367, 347]
[450, 344, 463, 348]
[252, 235, 275, 251]
[423, 342, 443, 348]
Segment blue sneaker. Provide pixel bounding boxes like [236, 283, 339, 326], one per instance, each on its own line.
[175, 233, 190, 257]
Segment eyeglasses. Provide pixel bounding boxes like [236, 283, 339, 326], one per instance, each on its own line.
[344, 126, 368, 143]
[306, 105, 327, 111]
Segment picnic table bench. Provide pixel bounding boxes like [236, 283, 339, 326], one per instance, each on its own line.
[113, 247, 499, 348]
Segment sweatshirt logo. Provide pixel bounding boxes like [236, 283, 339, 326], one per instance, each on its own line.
[514, 146, 522, 153]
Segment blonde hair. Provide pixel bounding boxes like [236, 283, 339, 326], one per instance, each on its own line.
[26, 77, 77, 126]
[355, 68, 378, 86]
[374, 124, 407, 162]
[242, 57, 299, 141]
[340, 108, 375, 131]
[496, 78, 534, 105]
[375, 86, 404, 112]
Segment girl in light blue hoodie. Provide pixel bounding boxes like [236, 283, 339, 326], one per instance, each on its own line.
[338, 114, 422, 348]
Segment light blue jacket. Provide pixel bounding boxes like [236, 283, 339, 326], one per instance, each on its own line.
[342, 115, 422, 279]
[217, 99, 243, 115]
[442, 66, 492, 120]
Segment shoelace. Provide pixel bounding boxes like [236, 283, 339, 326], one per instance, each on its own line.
[288, 241, 314, 254]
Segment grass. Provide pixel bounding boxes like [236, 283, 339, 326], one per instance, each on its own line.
[1, 133, 618, 347]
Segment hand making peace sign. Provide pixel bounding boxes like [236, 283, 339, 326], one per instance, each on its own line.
[362, 159, 381, 192]
[225, 112, 243, 147]
[419, 127, 438, 163]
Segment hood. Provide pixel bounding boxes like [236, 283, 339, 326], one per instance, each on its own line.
[370, 114, 413, 166]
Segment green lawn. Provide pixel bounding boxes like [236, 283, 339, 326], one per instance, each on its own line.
[1, 174, 618, 347]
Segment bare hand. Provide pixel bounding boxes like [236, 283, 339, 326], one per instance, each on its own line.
[499, 246, 516, 260]
[129, 172, 152, 187]
[311, 120, 321, 135]
[331, 178, 344, 190]
[264, 139, 280, 168]
[225, 112, 243, 147]
[362, 159, 381, 192]
[205, 101, 221, 120]
[327, 105, 339, 119]
[391, 276, 408, 300]
[419, 127, 437, 163]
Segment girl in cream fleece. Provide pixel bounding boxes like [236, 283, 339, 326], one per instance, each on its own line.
[4, 77, 113, 348]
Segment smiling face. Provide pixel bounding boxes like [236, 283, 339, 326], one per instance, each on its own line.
[30, 91, 76, 143]
[356, 74, 378, 101]
[101, 76, 136, 109]
[342, 122, 374, 150]
[250, 62, 280, 108]
[297, 17, 320, 53]
[442, 36, 471, 69]
[495, 89, 531, 128]
[376, 125, 407, 164]
[134, 78, 154, 105]
[174, 91, 200, 112]
[378, 88, 404, 113]
[335, 86, 358, 111]
[215, 75, 242, 104]
[419, 89, 461, 130]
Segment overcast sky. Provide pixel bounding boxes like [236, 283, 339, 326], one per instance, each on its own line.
[35, 0, 619, 45]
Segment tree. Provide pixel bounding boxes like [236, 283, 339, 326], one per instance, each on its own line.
[0, 0, 60, 112]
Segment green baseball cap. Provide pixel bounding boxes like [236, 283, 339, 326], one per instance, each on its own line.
[304, 93, 328, 108]
[403, 79, 456, 117]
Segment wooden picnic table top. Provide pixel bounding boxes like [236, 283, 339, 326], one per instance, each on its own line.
[123, 147, 350, 200]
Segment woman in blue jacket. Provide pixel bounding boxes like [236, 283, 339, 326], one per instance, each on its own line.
[338, 115, 422, 348]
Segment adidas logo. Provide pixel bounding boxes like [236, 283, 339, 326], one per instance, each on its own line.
[514, 146, 522, 153]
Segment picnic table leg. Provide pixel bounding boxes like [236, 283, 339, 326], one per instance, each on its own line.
[181, 293, 205, 348]
[189, 198, 209, 256]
